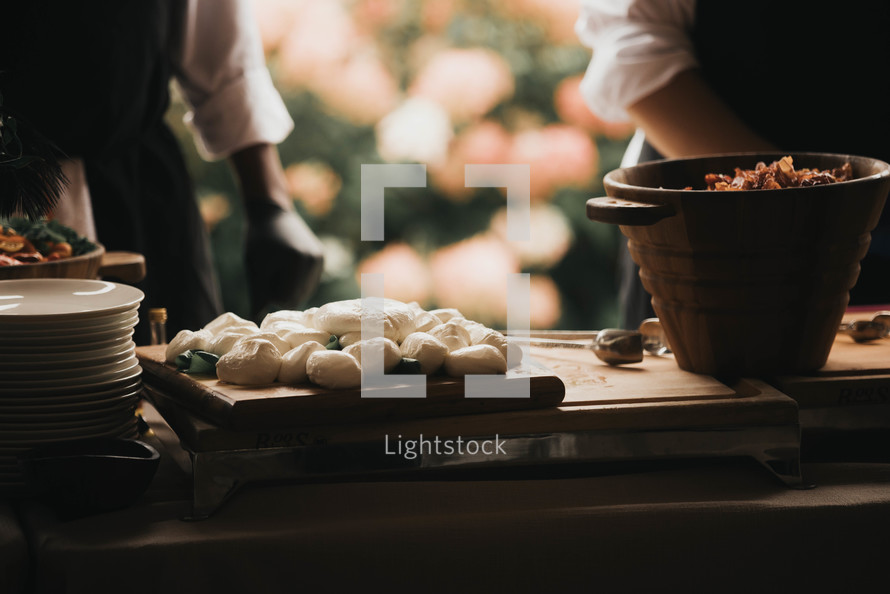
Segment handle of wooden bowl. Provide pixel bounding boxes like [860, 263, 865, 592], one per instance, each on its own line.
[99, 251, 147, 283]
[586, 197, 675, 226]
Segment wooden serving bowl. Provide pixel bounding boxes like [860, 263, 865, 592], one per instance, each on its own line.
[587, 152, 890, 377]
[0, 244, 146, 283]
[0, 243, 105, 280]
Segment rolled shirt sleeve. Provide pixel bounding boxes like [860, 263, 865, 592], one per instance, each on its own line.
[172, 0, 294, 160]
[575, 0, 698, 123]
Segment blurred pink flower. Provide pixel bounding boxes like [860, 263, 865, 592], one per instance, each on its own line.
[276, 2, 358, 89]
[357, 243, 432, 305]
[352, 0, 403, 36]
[495, 0, 581, 44]
[284, 161, 343, 217]
[410, 48, 515, 123]
[312, 53, 401, 126]
[529, 274, 562, 329]
[554, 75, 635, 139]
[430, 234, 520, 326]
[252, 0, 303, 55]
[376, 98, 453, 164]
[489, 204, 573, 269]
[508, 124, 598, 201]
[429, 120, 513, 201]
[454, 120, 514, 165]
[421, 0, 457, 33]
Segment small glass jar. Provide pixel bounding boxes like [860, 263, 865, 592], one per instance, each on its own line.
[149, 308, 168, 345]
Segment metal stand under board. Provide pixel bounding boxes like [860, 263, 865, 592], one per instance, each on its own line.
[143, 383, 803, 521]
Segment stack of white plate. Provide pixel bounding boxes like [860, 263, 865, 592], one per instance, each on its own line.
[0, 278, 145, 494]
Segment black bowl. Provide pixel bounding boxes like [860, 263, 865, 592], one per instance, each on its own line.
[19, 437, 160, 518]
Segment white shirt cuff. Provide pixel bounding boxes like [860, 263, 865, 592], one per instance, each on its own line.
[579, 23, 698, 122]
[184, 68, 294, 161]
[576, 0, 697, 122]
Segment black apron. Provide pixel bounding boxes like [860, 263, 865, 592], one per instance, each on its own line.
[1, 0, 223, 343]
[619, 0, 890, 328]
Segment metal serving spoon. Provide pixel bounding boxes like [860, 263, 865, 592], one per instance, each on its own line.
[521, 311, 888, 367]
[516, 318, 670, 367]
[838, 311, 890, 343]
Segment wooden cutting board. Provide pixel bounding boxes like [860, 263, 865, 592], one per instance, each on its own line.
[771, 329, 890, 411]
[139, 343, 797, 453]
[531, 346, 739, 405]
[135, 345, 566, 431]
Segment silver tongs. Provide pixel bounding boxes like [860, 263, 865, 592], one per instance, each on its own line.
[513, 318, 669, 366]
[517, 311, 889, 367]
[838, 311, 890, 342]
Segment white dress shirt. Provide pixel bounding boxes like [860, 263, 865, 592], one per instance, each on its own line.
[575, 0, 697, 123]
[57, 0, 293, 239]
[174, 0, 294, 160]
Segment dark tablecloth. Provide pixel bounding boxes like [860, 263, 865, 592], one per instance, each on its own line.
[0, 501, 27, 594]
[12, 408, 890, 594]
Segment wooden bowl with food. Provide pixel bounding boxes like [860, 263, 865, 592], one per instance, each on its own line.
[0, 218, 144, 282]
[587, 152, 890, 377]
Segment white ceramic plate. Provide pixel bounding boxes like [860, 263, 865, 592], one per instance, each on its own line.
[0, 279, 143, 320]
[0, 366, 142, 397]
[0, 340, 135, 365]
[0, 384, 142, 411]
[0, 394, 138, 422]
[0, 359, 141, 392]
[0, 352, 137, 379]
[0, 343, 135, 372]
[0, 331, 134, 354]
[0, 306, 139, 330]
[0, 356, 139, 388]
[0, 321, 137, 346]
[0, 400, 137, 430]
[0, 311, 140, 338]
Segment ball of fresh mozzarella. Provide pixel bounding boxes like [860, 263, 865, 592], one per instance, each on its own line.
[260, 320, 305, 335]
[475, 327, 509, 359]
[453, 319, 510, 359]
[260, 309, 311, 329]
[313, 299, 362, 336]
[455, 318, 488, 342]
[405, 301, 426, 315]
[399, 332, 448, 374]
[306, 350, 361, 389]
[273, 325, 332, 350]
[380, 299, 417, 342]
[443, 344, 507, 377]
[428, 321, 471, 352]
[217, 337, 282, 385]
[278, 341, 326, 384]
[338, 331, 362, 348]
[343, 337, 401, 372]
[302, 307, 319, 328]
[203, 312, 258, 336]
[429, 308, 464, 324]
[413, 311, 439, 333]
[314, 298, 416, 343]
[165, 328, 212, 362]
[208, 326, 259, 356]
[247, 331, 292, 355]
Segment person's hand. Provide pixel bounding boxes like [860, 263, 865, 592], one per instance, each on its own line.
[229, 144, 324, 318]
[244, 199, 324, 318]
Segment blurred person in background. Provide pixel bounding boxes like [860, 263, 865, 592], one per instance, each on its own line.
[0, 0, 323, 343]
[576, 0, 890, 328]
